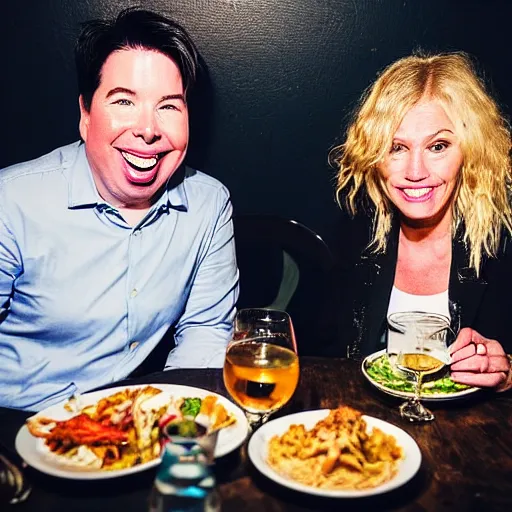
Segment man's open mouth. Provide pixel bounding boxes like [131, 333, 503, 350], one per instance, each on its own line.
[118, 150, 170, 185]
[121, 151, 161, 171]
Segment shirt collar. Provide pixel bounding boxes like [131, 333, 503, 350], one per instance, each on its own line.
[68, 143, 102, 209]
[68, 143, 189, 212]
[163, 166, 189, 212]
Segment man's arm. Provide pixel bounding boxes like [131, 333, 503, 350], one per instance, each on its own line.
[0, 203, 22, 319]
[165, 188, 239, 369]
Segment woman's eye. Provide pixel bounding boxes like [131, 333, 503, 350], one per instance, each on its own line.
[430, 141, 449, 152]
[390, 143, 405, 153]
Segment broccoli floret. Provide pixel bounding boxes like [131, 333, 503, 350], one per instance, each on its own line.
[180, 397, 202, 418]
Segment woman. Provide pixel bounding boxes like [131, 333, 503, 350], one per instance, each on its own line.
[333, 52, 512, 391]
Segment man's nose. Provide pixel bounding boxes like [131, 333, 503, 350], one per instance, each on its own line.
[405, 150, 429, 181]
[133, 108, 161, 144]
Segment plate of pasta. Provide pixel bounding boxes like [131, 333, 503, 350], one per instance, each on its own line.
[15, 384, 248, 479]
[248, 406, 421, 497]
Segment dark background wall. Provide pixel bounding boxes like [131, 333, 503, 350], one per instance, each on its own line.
[2, 0, 512, 248]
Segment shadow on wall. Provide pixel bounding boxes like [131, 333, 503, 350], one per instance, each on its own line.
[187, 54, 215, 173]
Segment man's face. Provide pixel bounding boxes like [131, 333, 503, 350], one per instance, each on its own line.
[79, 48, 189, 210]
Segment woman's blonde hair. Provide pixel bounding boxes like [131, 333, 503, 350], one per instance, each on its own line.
[333, 52, 512, 273]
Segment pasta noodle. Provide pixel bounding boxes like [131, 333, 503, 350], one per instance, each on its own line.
[267, 406, 403, 490]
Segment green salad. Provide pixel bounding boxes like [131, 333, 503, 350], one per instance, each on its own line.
[365, 355, 471, 395]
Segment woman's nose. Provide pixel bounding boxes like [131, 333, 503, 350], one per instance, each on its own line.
[405, 150, 429, 181]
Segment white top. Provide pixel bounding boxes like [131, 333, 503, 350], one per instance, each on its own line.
[387, 286, 451, 321]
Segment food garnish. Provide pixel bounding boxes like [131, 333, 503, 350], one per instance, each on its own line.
[267, 406, 403, 490]
[366, 355, 471, 395]
[181, 397, 202, 418]
[26, 386, 236, 471]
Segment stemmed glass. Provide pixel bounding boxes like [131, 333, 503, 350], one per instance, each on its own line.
[223, 309, 299, 431]
[232, 308, 297, 348]
[387, 311, 452, 422]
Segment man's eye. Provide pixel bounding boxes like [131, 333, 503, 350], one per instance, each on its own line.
[160, 104, 179, 111]
[113, 99, 133, 106]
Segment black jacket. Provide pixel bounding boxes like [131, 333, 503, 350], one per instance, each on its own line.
[332, 216, 512, 358]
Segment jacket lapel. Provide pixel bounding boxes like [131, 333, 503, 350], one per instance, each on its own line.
[355, 222, 399, 357]
[449, 234, 488, 333]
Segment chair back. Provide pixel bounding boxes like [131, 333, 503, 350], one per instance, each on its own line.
[233, 215, 335, 356]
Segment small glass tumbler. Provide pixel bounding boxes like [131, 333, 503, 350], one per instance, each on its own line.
[148, 422, 220, 512]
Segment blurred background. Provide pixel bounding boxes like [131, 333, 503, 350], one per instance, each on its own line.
[2, 0, 512, 248]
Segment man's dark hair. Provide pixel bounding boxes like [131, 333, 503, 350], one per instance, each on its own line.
[75, 7, 199, 111]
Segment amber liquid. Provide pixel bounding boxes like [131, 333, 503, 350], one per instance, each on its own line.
[223, 341, 299, 414]
[397, 353, 445, 376]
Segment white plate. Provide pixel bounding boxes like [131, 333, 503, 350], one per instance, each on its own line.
[15, 384, 248, 480]
[362, 350, 480, 401]
[248, 409, 421, 498]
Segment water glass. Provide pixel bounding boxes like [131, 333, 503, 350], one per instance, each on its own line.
[148, 423, 220, 512]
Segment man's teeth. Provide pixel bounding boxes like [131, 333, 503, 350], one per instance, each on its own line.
[121, 151, 158, 169]
[403, 187, 432, 198]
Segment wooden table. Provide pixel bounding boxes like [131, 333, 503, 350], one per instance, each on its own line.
[1, 357, 511, 511]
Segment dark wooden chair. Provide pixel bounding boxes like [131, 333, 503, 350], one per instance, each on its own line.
[131, 214, 339, 377]
[233, 214, 337, 356]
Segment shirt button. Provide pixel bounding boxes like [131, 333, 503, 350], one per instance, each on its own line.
[133, 230, 141, 237]
[130, 288, 138, 298]
[130, 341, 139, 351]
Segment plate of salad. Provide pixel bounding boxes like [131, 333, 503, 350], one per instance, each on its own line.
[362, 350, 480, 401]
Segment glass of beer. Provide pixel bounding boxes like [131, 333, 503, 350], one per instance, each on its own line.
[387, 311, 452, 422]
[223, 309, 299, 430]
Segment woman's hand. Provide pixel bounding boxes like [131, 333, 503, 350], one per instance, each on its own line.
[449, 328, 511, 391]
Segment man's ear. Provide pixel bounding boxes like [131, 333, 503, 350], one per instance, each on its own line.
[78, 95, 89, 142]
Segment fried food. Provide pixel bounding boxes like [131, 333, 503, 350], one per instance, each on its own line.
[28, 413, 128, 446]
[132, 387, 170, 450]
[267, 406, 403, 490]
[199, 395, 237, 431]
[26, 387, 236, 471]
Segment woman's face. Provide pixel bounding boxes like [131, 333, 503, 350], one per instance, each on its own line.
[378, 100, 463, 228]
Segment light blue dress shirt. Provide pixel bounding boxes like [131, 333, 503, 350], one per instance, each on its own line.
[0, 142, 239, 411]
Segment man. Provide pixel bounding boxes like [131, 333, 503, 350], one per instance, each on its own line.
[0, 8, 239, 411]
